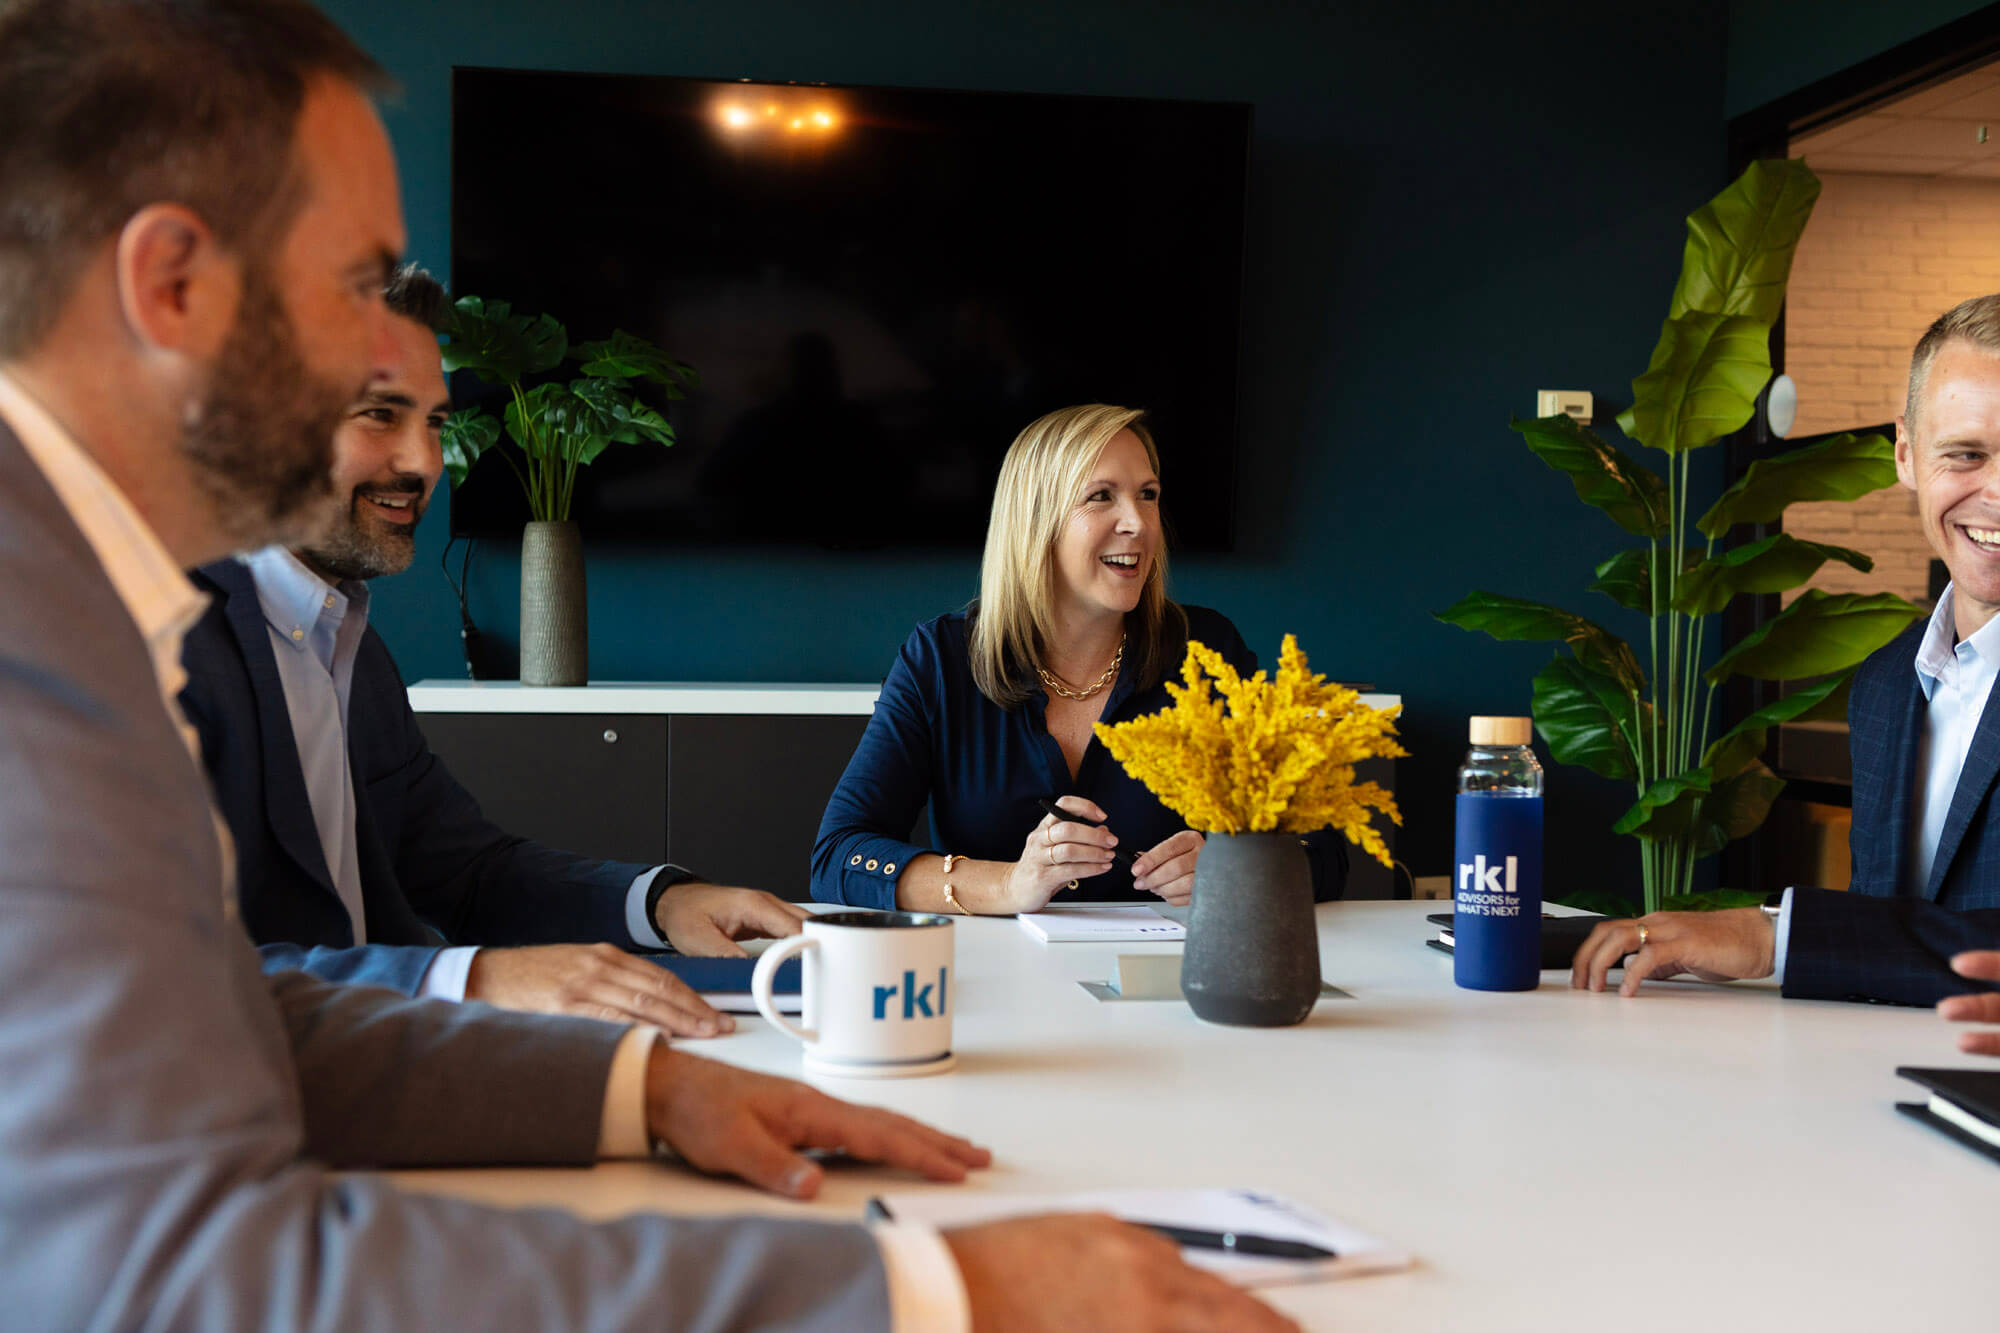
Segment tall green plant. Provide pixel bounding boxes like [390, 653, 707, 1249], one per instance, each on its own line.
[439, 297, 697, 522]
[1436, 159, 1923, 913]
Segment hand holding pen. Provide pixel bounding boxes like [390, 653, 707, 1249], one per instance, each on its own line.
[1034, 799, 1206, 906]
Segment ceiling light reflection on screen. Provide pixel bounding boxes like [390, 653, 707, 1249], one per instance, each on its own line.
[713, 89, 845, 144]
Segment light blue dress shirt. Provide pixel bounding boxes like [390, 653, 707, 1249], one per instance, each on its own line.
[242, 549, 483, 997]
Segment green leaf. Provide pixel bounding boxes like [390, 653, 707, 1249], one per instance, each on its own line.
[1617, 312, 1772, 455]
[1659, 889, 1771, 912]
[440, 409, 501, 490]
[1673, 533, 1873, 616]
[1696, 431, 1897, 537]
[571, 377, 676, 452]
[1704, 590, 1923, 685]
[1670, 158, 1821, 324]
[1613, 767, 1713, 839]
[1435, 592, 1646, 693]
[1689, 760, 1786, 858]
[573, 330, 699, 396]
[1590, 546, 1702, 614]
[441, 296, 567, 386]
[1699, 671, 1852, 781]
[1531, 655, 1644, 781]
[1511, 415, 1668, 538]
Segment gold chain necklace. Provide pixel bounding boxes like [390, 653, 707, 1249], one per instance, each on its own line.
[1037, 632, 1126, 701]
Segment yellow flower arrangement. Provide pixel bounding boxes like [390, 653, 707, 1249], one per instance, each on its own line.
[1094, 635, 1406, 866]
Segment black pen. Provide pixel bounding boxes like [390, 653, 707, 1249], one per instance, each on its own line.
[1035, 797, 1136, 870]
[1131, 1221, 1337, 1260]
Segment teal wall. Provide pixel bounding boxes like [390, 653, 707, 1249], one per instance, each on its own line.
[328, 0, 1744, 894]
[1727, 0, 1994, 116]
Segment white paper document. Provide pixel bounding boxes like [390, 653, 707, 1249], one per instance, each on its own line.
[868, 1186, 1411, 1288]
[1018, 904, 1187, 943]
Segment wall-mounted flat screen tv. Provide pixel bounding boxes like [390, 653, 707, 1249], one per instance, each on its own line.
[449, 68, 1249, 550]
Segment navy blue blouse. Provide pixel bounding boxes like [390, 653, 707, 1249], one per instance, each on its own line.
[811, 605, 1349, 909]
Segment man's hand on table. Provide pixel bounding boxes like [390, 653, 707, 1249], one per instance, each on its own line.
[943, 1214, 1300, 1332]
[1939, 950, 2000, 1055]
[655, 881, 810, 956]
[643, 1045, 990, 1198]
[1570, 908, 1774, 996]
[465, 943, 733, 1038]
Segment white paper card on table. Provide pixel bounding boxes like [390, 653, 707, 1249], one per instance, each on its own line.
[867, 1187, 1410, 1288]
[1018, 905, 1187, 943]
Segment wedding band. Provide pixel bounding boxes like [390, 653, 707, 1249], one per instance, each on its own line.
[1636, 923, 1650, 948]
[1046, 823, 1055, 848]
[1047, 843, 1056, 866]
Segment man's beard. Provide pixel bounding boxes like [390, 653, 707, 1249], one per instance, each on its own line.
[301, 478, 427, 582]
[179, 268, 355, 553]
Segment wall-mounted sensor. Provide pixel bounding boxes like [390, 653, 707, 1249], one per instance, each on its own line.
[1536, 390, 1593, 425]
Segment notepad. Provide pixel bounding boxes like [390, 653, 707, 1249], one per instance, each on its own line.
[866, 1187, 1411, 1288]
[643, 954, 802, 1014]
[1018, 905, 1187, 943]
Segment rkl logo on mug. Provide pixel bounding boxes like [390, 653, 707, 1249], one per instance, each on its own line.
[871, 967, 950, 1020]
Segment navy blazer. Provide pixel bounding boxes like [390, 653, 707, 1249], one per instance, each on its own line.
[812, 606, 1348, 909]
[1784, 618, 2000, 1005]
[181, 559, 672, 995]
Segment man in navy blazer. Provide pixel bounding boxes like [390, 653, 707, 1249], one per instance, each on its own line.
[181, 265, 809, 1037]
[1573, 295, 2000, 1010]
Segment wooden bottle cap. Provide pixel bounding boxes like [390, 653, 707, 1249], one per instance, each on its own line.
[1469, 716, 1533, 746]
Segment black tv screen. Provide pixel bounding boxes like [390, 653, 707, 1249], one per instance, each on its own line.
[449, 68, 1248, 550]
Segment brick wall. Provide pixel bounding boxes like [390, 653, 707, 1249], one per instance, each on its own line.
[1781, 170, 2000, 604]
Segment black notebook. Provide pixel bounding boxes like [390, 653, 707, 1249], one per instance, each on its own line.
[1895, 1066, 2000, 1165]
[1425, 912, 1609, 970]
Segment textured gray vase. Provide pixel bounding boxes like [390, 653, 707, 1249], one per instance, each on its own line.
[520, 520, 587, 687]
[1181, 833, 1320, 1027]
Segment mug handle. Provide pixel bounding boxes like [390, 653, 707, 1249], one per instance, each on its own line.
[752, 934, 816, 1044]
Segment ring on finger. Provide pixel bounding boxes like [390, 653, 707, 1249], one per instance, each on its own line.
[1636, 923, 1650, 948]
[1045, 822, 1055, 848]
[1046, 842, 1057, 866]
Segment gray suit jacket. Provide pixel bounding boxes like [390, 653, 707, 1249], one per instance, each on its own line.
[0, 418, 890, 1331]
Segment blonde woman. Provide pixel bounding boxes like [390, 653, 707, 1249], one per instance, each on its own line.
[811, 404, 1346, 913]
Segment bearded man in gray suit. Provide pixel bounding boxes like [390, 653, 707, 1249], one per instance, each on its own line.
[0, 2, 1297, 1330]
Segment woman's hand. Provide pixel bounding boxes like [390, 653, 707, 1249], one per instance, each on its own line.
[1132, 830, 1204, 906]
[1000, 796, 1117, 913]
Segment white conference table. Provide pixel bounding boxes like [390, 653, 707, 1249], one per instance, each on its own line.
[392, 902, 1999, 1330]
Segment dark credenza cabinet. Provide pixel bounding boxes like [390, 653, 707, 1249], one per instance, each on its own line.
[408, 683, 1401, 903]
[409, 684, 885, 901]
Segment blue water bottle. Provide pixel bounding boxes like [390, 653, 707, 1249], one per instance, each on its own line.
[1453, 716, 1543, 991]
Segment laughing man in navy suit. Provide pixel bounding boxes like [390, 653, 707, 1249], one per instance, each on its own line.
[180, 265, 809, 1038]
[1573, 294, 2000, 1011]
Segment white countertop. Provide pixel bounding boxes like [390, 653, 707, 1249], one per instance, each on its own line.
[388, 901, 1989, 1331]
[410, 679, 1401, 718]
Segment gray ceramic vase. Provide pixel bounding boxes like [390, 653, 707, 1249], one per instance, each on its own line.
[520, 520, 587, 687]
[1181, 832, 1320, 1027]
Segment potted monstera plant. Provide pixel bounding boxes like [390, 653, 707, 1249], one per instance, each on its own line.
[441, 298, 696, 686]
[1438, 158, 1924, 914]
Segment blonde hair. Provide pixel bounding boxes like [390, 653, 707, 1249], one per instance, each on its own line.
[969, 404, 1185, 707]
[1908, 293, 2000, 429]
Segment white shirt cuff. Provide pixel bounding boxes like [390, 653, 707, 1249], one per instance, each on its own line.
[1770, 887, 1794, 985]
[626, 866, 670, 950]
[417, 946, 481, 1002]
[872, 1221, 971, 1333]
[596, 1025, 662, 1159]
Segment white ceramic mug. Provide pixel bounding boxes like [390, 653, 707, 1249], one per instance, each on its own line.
[752, 910, 956, 1078]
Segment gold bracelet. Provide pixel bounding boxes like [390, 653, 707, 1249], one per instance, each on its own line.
[941, 853, 965, 913]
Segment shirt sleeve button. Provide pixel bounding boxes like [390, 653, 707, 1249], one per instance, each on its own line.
[883, 862, 897, 874]
[849, 855, 863, 866]
[865, 859, 879, 870]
